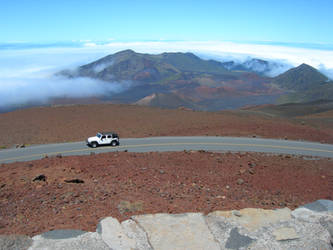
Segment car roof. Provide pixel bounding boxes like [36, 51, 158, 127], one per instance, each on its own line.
[101, 132, 118, 135]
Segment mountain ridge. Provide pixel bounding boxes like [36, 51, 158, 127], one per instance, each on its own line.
[58, 50, 333, 110]
[59, 50, 280, 110]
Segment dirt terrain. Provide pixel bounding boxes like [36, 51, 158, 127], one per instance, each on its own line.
[1, 103, 333, 148]
[0, 151, 332, 236]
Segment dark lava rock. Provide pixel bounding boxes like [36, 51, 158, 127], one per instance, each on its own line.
[248, 169, 255, 175]
[33, 174, 46, 182]
[64, 179, 84, 184]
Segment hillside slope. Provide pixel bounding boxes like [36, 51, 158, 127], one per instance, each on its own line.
[1, 103, 333, 148]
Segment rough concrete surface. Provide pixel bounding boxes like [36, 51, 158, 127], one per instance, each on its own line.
[1, 200, 332, 250]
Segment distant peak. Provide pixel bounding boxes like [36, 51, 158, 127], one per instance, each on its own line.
[297, 63, 314, 69]
[115, 49, 136, 55]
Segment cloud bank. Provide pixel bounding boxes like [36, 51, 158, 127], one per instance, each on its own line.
[0, 40, 332, 110]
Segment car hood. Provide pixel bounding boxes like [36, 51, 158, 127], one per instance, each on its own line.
[87, 136, 98, 142]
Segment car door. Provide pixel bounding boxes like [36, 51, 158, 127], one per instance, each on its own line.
[106, 135, 112, 144]
[100, 135, 108, 145]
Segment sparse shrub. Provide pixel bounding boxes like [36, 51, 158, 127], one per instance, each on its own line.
[117, 200, 143, 214]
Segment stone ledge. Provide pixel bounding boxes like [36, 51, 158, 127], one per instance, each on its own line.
[0, 200, 332, 250]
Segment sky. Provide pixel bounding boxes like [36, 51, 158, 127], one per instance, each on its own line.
[1, 0, 333, 44]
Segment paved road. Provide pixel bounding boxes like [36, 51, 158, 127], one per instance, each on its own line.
[1, 136, 333, 164]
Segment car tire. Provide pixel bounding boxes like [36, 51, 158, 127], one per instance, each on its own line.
[91, 142, 98, 148]
[111, 141, 117, 146]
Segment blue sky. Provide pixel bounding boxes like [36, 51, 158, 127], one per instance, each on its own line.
[1, 0, 333, 44]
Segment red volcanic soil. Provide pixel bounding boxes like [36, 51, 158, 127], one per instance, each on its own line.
[0, 104, 333, 148]
[0, 151, 332, 236]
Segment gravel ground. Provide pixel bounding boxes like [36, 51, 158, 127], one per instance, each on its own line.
[0, 151, 332, 236]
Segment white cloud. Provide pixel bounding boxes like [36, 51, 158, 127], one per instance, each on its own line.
[84, 42, 98, 47]
[100, 41, 333, 69]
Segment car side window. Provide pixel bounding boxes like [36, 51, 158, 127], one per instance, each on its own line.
[107, 135, 111, 138]
[101, 135, 106, 139]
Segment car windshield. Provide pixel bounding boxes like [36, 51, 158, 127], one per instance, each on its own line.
[96, 133, 102, 138]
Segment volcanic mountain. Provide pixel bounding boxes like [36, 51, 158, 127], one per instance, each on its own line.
[60, 50, 282, 110]
[273, 63, 329, 91]
[272, 63, 333, 103]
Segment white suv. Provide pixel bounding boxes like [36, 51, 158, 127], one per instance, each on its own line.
[86, 132, 119, 148]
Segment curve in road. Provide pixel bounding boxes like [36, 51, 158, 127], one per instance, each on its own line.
[0, 136, 333, 164]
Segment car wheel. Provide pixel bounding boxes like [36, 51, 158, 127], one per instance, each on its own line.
[111, 141, 117, 146]
[91, 142, 98, 148]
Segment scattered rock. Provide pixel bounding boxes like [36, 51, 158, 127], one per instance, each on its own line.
[216, 195, 226, 199]
[64, 179, 84, 184]
[248, 169, 255, 175]
[273, 227, 299, 241]
[33, 174, 46, 182]
[237, 178, 244, 185]
[248, 162, 256, 167]
[0, 184, 5, 189]
[159, 170, 165, 174]
[239, 168, 246, 174]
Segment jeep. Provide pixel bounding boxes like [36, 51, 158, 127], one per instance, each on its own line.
[86, 132, 119, 148]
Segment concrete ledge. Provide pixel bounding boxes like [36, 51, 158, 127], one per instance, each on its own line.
[0, 200, 332, 250]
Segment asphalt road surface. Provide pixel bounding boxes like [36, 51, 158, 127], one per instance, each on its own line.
[1, 136, 333, 164]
